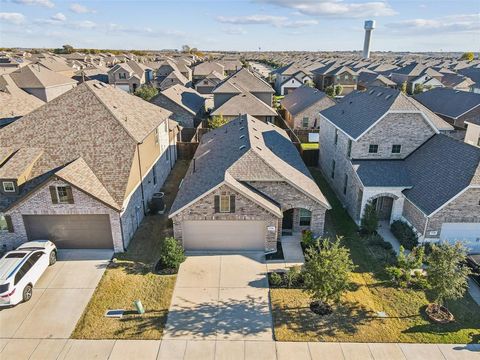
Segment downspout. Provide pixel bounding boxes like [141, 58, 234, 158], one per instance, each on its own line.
[137, 143, 147, 216]
[422, 216, 429, 241]
[119, 213, 126, 252]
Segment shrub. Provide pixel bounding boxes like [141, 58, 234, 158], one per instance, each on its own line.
[208, 114, 228, 129]
[361, 201, 378, 234]
[158, 237, 186, 271]
[134, 85, 158, 101]
[390, 220, 418, 250]
[386, 245, 425, 288]
[269, 272, 283, 287]
[301, 230, 317, 250]
[325, 86, 335, 97]
[285, 266, 302, 288]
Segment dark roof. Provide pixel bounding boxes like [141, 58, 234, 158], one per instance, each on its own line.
[403, 134, 480, 215]
[352, 160, 412, 187]
[413, 88, 480, 119]
[280, 86, 334, 116]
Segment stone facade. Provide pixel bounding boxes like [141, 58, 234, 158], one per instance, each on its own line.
[402, 198, 427, 237]
[171, 184, 280, 251]
[1, 179, 123, 252]
[285, 99, 330, 130]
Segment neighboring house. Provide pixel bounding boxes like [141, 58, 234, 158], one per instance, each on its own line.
[390, 63, 444, 94]
[465, 118, 480, 148]
[37, 57, 75, 78]
[73, 66, 109, 84]
[440, 73, 475, 92]
[273, 63, 313, 95]
[414, 88, 480, 129]
[319, 87, 480, 252]
[212, 67, 275, 109]
[151, 84, 205, 128]
[211, 91, 277, 123]
[0, 74, 45, 128]
[107, 60, 153, 93]
[218, 59, 243, 75]
[458, 67, 480, 94]
[169, 114, 331, 252]
[0, 81, 177, 252]
[9, 64, 77, 102]
[280, 86, 335, 129]
[158, 70, 190, 91]
[312, 63, 358, 95]
[357, 71, 397, 90]
[0, 57, 30, 75]
[193, 62, 224, 82]
[195, 71, 225, 94]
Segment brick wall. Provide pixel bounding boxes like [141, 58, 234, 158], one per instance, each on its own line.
[151, 95, 195, 128]
[402, 198, 427, 237]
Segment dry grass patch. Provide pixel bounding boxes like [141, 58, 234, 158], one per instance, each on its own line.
[72, 161, 189, 339]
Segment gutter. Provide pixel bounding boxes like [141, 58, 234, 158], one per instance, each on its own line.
[136, 143, 147, 216]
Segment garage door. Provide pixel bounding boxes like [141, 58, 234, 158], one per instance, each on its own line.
[182, 220, 266, 251]
[23, 214, 113, 249]
[441, 223, 480, 253]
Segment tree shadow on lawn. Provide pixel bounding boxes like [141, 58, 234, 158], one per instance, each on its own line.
[111, 309, 169, 338]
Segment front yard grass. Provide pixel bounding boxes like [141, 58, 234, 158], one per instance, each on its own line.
[270, 167, 480, 344]
[72, 160, 190, 339]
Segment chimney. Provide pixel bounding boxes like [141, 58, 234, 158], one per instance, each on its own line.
[362, 20, 376, 59]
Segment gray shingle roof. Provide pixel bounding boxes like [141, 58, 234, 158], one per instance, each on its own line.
[213, 68, 274, 94]
[211, 92, 277, 117]
[413, 88, 480, 119]
[280, 86, 334, 116]
[156, 84, 205, 116]
[352, 160, 412, 187]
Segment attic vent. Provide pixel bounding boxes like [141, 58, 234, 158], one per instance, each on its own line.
[99, 82, 107, 87]
[239, 126, 245, 130]
[239, 135, 245, 139]
[256, 146, 262, 151]
[93, 83, 102, 89]
[239, 145, 246, 150]
[385, 94, 392, 100]
[376, 92, 383, 97]
[368, 89, 375, 95]
[253, 127, 257, 131]
[255, 135, 260, 139]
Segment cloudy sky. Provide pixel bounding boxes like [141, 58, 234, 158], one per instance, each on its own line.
[0, 0, 478, 51]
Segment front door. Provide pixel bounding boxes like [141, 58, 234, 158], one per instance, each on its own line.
[373, 197, 394, 220]
[282, 209, 294, 234]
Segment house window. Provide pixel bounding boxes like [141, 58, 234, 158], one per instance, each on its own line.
[302, 117, 309, 128]
[331, 160, 336, 179]
[0, 215, 7, 231]
[50, 185, 73, 204]
[347, 139, 352, 157]
[2, 181, 15, 193]
[299, 209, 312, 226]
[334, 129, 338, 146]
[119, 72, 127, 79]
[368, 144, 379, 153]
[155, 128, 159, 145]
[343, 174, 348, 195]
[391, 144, 401, 154]
[344, 74, 349, 80]
[56, 186, 70, 203]
[152, 165, 157, 185]
[219, 195, 230, 213]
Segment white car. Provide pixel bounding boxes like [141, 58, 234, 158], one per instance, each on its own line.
[0, 240, 57, 307]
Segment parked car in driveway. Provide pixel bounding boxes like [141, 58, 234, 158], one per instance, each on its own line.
[0, 240, 57, 307]
[467, 254, 480, 287]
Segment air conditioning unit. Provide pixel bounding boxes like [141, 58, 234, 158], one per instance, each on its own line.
[150, 192, 166, 214]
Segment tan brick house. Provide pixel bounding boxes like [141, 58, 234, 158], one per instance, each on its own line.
[169, 114, 331, 252]
[319, 87, 480, 252]
[0, 81, 176, 252]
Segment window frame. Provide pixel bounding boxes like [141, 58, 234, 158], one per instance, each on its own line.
[299, 209, 312, 226]
[391, 144, 401, 154]
[56, 186, 70, 204]
[347, 139, 352, 157]
[343, 174, 348, 195]
[219, 195, 230, 213]
[368, 144, 379, 153]
[302, 117, 309, 128]
[2, 181, 15, 193]
[0, 215, 7, 231]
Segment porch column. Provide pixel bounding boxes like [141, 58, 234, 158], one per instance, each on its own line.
[310, 207, 326, 237]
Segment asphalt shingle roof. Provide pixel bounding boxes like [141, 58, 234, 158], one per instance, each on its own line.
[413, 88, 480, 119]
[352, 160, 412, 187]
[280, 86, 334, 116]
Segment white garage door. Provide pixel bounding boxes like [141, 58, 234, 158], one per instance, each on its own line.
[116, 84, 130, 92]
[182, 220, 266, 251]
[441, 223, 480, 253]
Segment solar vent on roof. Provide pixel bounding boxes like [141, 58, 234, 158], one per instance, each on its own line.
[385, 94, 392, 100]
[239, 135, 245, 139]
[369, 90, 375, 95]
[239, 145, 246, 150]
[376, 92, 383, 97]
[239, 126, 244, 130]
[93, 83, 102, 89]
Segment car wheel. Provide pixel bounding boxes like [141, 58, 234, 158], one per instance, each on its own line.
[49, 250, 57, 266]
[23, 284, 33, 303]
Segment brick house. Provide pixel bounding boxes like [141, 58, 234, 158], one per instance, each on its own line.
[169, 114, 331, 252]
[312, 63, 358, 95]
[107, 60, 153, 93]
[319, 87, 480, 252]
[0, 81, 177, 252]
[281, 86, 335, 130]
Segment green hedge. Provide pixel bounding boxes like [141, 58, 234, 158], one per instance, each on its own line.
[390, 220, 418, 250]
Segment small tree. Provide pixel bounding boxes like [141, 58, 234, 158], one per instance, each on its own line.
[459, 52, 474, 61]
[427, 242, 470, 308]
[302, 237, 355, 313]
[134, 85, 158, 101]
[334, 84, 343, 96]
[361, 201, 378, 234]
[158, 237, 186, 271]
[62, 44, 75, 54]
[325, 86, 335, 97]
[386, 245, 425, 288]
[208, 114, 228, 129]
[400, 81, 407, 94]
[413, 83, 424, 94]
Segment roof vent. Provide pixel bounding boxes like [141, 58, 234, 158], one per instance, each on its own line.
[368, 89, 375, 95]
[239, 135, 245, 139]
[239, 126, 244, 130]
[239, 145, 246, 150]
[376, 92, 383, 97]
[256, 146, 262, 151]
[385, 94, 392, 100]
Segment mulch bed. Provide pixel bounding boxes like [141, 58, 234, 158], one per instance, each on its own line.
[426, 303, 454, 324]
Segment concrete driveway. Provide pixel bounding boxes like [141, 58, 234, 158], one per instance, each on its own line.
[0, 249, 112, 340]
[163, 253, 273, 341]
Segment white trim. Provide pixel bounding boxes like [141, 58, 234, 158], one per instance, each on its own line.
[168, 182, 225, 219]
[319, 113, 355, 141]
[2, 181, 15, 193]
[219, 194, 231, 213]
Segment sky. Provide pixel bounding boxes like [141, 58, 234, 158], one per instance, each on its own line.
[0, 0, 479, 52]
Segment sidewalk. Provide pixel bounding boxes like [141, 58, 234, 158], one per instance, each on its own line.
[1, 338, 479, 360]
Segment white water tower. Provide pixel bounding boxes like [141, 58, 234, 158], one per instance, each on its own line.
[363, 20, 375, 59]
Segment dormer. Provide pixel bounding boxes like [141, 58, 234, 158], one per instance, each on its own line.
[0, 147, 43, 195]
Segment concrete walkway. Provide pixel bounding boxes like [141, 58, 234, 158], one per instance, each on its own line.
[163, 253, 273, 340]
[377, 221, 403, 254]
[1, 338, 479, 360]
[266, 234, 305, 273]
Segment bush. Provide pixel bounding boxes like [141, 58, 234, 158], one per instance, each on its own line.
[285, 266, 302, 288]
[269, 272, 283, 287]
[385, 245, 425, 288]
[134, 85, 158, 101]
[361, 201, 378, 234]
[390, 220, 418, 250]
[367, 233, 393, 250]
[158, 237, 186, 272]
[301, 230, 317, 250]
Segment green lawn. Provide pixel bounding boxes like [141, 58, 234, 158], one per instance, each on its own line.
[270, 167, 480, 344]
[72, 160, 190, 339]
[301, 143, 319, 150]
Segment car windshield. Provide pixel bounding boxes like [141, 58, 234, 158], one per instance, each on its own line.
[5, 253, 26, 258]
[0, 283, 9, 294]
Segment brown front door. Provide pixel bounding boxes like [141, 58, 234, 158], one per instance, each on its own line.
[282, 209, 294, 231]
[373, 197, 394, 220]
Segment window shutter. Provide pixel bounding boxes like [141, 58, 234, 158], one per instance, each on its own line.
[214, 195, 219, 213]
[49, 186, 58, 204]
[230, 195, 235, 213]
[66, 186, 74, 204]
[5, 215, 14, 233]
